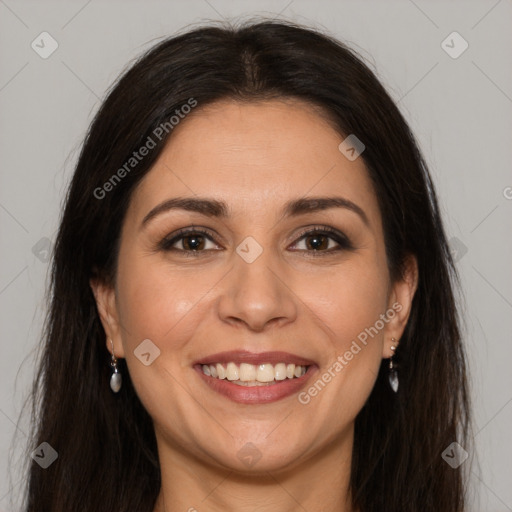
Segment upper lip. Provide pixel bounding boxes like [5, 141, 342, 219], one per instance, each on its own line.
[193, 350, 316, 367]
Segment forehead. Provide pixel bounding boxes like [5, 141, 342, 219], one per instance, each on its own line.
[127, 98, 380, 228]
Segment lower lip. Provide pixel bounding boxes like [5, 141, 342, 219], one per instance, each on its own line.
[194, 365, 317, 404]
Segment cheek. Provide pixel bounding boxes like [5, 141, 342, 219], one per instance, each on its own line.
[114, 248, 233, 384]
[308, 258, 389, 346]
[116, 255, 207, 342]
[299, 259, 389, 409]
[113, 254, 219, 430]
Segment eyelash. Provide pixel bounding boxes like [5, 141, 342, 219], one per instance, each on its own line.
[158, 225, 354, 258]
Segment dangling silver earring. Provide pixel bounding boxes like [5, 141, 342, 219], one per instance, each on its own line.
[109, 338, 122, 393]
[388, 338, 399, 393]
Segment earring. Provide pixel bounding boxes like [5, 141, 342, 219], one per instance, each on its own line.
[109, 338, 122, 393]
[388, 338, 399, 393]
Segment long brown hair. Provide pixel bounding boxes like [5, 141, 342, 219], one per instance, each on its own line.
[17, 18, 471, 512]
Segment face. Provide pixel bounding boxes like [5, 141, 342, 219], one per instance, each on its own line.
[91, 98, 417, 474]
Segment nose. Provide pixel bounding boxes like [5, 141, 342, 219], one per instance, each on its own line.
[216, 248, 298, 332]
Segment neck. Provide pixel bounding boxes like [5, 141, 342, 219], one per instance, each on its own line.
[152, 425, 356, 512]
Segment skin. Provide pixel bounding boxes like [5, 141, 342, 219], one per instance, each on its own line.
[91, 98, 418, 512]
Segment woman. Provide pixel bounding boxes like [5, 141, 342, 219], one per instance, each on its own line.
[21, 19, 471, 512]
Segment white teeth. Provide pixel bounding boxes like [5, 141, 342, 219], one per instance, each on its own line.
[274, 363, 287, 381]
[257, 364, 275, 382]
[231, 380, 274, 387]
[239, 363, 256, 381]
[201, 362, 309, 383]
[216, 363, 226, 379]
[226, 362, 239, 381]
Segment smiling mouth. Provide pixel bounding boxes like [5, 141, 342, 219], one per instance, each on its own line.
[193, 350, 316, 404]
[200, 362, 309, 386]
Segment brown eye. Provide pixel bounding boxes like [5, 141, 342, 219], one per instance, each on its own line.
[179, 234, 207, 251]
[303, 233, 331, 251]
[159, 228, 220, 256]
[289, 226, 354, 255]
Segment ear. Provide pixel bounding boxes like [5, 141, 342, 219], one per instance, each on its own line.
[89, 276, 125, 358]
[383, 254, 418, 358]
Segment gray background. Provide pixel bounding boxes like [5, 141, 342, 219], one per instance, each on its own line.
[1, 0, 511, 510]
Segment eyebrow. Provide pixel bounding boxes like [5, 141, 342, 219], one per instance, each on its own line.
[140, 195, 370, 229]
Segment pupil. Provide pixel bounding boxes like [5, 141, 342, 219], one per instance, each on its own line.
[185, 235, 204, 250]
[308, 234, 326, 250]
